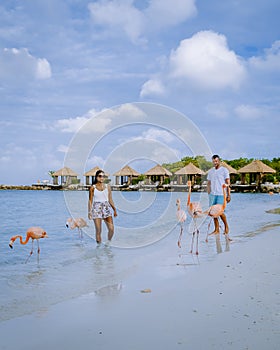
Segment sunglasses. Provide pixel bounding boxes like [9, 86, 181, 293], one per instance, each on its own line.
[98, 174, 105, 178]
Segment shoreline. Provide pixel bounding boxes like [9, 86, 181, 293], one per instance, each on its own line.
[0, 224, 279, 349]
[1, 184, 279, 193]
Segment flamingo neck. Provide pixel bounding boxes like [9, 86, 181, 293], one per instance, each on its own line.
[222, 187, 227, 209]
[14, 234, 30, 245]
[187, 188, 191, 206]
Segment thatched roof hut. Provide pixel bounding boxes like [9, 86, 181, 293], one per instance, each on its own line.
[84, 167, 109, 185]
[220, 161, 238, 174]
[113, 165, 140, 185]
[52, 167, 79, 186]
[175, 162, 206, 185]
[144, 164, 172, 185]
[238, 160, 276, 187]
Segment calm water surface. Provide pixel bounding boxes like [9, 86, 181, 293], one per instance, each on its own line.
[0, 190, 279, 321]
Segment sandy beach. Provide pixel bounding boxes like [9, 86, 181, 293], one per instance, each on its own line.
[1, 221, 279, 350]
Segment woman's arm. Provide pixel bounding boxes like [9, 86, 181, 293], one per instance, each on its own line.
[88, 186, 94, 219]
[108, 185, 117, 217]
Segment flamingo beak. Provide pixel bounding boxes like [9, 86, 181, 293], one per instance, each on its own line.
[9, 240, 14, 249]
[66, 224, 69, 228]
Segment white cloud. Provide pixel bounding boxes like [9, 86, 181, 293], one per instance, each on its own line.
[0, 48, 52, 81]
[140, 78, 166, 97]
[144, 0, 197, 29]
[169, 31, 246, 90]
[234, 105, 263, 120]
[123, 127, 176, 145]
[54, 116, 90, 133]
[36, 58, 52, 79]
[110, 103, 147, 120]
[88, 0, 145, 44]
[141, 128, 175, 143]
[86, 155, 106, 169]
[249, 40, 280, 71]
[54, 104, 146, 135]
[205, 103, 229, 120]
[140, 30, 247, 96]
[88, 0, 196, 43]
[57, 145, 69, 153]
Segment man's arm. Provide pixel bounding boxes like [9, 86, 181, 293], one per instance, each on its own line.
[207, 180, 211, 195]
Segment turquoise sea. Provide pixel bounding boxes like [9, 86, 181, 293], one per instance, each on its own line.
[0, 190, 279, 322]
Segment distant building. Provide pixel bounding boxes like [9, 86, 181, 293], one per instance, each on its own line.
[52, 167, 79, 186]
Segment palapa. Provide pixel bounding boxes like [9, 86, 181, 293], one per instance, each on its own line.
[175, 162, 205, 175]
[144, 164, 172, 176]
[238, 160, 276, 174]
[53, 167, 78, 177]
[52, 166, 79, 186]
[84, 166, 109, 177]
[113, 165, 140, 177]
[113, 165, 140, 186]
[220, 161, 238, 174]
[238, 160, 275, 188]
[84, 166, 109, 186]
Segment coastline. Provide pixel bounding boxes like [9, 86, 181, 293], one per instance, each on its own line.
[0, 224, 279, 349]
[1, 184, 278, 193]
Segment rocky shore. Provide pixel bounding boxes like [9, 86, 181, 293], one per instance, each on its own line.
[0, 184, 62, 190]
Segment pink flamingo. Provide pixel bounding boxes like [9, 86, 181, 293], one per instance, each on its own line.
[66, 217, 88, 239]
[186, 181, 203, 255]
[205, 184, 228, 242]
[176, 198, 187, 248]
[9, 227, 48, 263]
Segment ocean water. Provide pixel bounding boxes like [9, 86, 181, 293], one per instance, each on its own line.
[0, 190, 279, 322]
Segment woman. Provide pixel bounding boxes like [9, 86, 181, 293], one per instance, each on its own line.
[88, 169, 117, 245]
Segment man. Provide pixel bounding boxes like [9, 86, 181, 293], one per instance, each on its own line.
[207, 154, 231, 235]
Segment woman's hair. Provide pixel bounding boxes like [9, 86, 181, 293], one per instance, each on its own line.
[93, 169, 105, 184]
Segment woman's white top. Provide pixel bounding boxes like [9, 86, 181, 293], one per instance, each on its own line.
[92, 185, 109, 202]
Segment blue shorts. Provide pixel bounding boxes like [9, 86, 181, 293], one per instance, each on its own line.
[209, 194, 224, 206]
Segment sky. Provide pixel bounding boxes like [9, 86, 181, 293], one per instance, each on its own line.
[0, 0, 279, 185]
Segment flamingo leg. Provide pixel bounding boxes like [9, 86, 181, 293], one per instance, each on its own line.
[205, 220, 212, 243]
[177, 224, 183, 248]
[37, 240, 40, 264]
[195, 228, 199, 255]
[79, 227, 84, 240]
[190, 228, 195, 254]
[193, 219, 199, 255]
[25, 240, 34, 263]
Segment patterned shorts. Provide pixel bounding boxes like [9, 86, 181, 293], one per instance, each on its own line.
[91, 201, 112, 219]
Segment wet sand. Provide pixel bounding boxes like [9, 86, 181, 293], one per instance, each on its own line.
[0, 227, 279, 350]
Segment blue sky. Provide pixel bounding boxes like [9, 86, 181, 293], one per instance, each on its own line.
[0, 0, 279, 185]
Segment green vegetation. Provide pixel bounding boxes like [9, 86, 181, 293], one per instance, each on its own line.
[163, 156, 280, 183]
